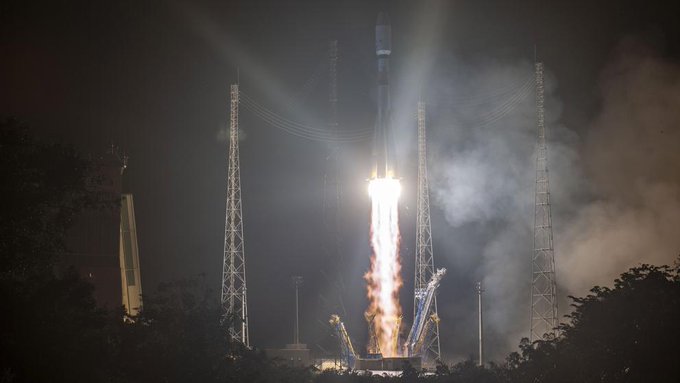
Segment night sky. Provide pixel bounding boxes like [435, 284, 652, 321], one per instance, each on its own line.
[2, 0, 680, 362]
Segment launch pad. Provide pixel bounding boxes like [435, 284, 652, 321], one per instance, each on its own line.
[330, 267, 445, 371]
[354, 356, 422, 372]
[327, 12, 446, 372]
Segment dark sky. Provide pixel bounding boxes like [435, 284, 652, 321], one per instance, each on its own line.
[2, 0, 680, 362]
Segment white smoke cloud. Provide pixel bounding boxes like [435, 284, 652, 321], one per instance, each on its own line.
[426, 40, 680, 361]
[427, 59, 557, 361]
[559, 40, 680, 296]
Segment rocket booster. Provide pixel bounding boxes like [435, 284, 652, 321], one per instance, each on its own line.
[373, 12, 394, 179]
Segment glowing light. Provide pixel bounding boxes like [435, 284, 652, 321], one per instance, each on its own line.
[365, 177, 402, 357]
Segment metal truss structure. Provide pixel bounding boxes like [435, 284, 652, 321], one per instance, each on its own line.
[530, 63, 558, 342]
[414, 101, 441, 361]
[222, 84, 249, 346]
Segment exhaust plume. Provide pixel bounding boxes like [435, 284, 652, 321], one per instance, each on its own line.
[366, 177, 403, 357]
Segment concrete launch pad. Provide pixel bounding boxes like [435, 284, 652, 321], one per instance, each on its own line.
[354, 356, 421, 371]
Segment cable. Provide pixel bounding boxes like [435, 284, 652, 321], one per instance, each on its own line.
[241, 95, 370, 139]
[240, 91, 373, 142]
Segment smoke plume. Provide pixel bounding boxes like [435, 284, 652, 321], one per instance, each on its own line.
[559, 40, 680, 295]
[426, 40, 680, 361]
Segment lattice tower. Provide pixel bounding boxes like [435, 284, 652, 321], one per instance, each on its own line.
[414, 101, 441, 360]
[323, 40, 341, 238]
[321, 40, 347, 318]
[222, 84, 249, 346]
[530, 63, 558, 342]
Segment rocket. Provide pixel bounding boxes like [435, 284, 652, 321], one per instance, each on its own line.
[372, 12, 394, 179]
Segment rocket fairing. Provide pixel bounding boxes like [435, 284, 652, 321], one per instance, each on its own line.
[372, 12, 395, 179]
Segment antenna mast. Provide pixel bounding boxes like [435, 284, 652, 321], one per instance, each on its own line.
[477, 282, 484, 366]
[222, 84, 249, 346]
[414, 101, 441, 361]
[292, 276, 304, 345]
[530, 62, 558, 342]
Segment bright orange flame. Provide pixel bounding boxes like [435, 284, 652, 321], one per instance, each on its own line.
[365, 177, 402, 357]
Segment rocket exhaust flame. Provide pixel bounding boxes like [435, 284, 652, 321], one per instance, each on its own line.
[366, 177, 403, 357]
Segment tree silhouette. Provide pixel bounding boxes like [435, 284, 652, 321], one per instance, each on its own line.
[0, 118, 113, 382]
[506, 262, 680, 383]
[0, 118, 91, 280]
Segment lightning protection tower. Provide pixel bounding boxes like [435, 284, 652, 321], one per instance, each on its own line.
[414, 100, 441, 361]
[222, 83, 249, 346]
[530, 63, 558, 342]
[321, 40, 347, 318]
[323, 40, 341, 254]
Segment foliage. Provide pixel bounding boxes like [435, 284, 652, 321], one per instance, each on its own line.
[113, 277, 234, 383]
[505, 262, 680, 383]
[0, 269, 114, 383]
[112, 276, 316, 383]
[0, 118, 114, 382]
[0, 118, 91, 280]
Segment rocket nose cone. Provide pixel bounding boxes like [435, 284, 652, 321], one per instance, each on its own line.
[375, 12, 392, 56]
[377, 12, 390, 26]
